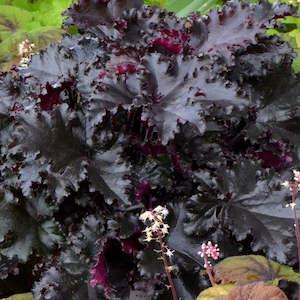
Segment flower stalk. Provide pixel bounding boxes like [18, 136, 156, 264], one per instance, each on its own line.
[198, 241, 220, 286]
[156, 229, 177, 300]
[282, 170, 300, 300]
[202, 248, 216, 286]
[139, 206, 178, 300]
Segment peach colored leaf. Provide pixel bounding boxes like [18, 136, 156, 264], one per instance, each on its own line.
[227, 281, 288, 300]
[213, 255, 299, 285]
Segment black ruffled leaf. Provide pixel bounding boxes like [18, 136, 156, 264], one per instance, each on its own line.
[10, 104, 88, 201]
[18, 38, 79, 88]
[8, 104, 132, 205]
[85, 52, 248, 144]
[0, 195, 61, 262]
[184, 160, 298, 264]
[33, 265, 107, 300]
[88, 138, 132, 205]
[33, 214, 106, 300]
[191, 0, 297, 62]
[0, 254, 18, 280]
[62, 0, 143, 35]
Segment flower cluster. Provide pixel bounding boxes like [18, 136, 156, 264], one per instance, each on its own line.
[140, 205, 170, 242]
[18, 39, 35, 67]
[282, 170, 300, 209]
[282, 170, 300, 190]
[293, 170, 300, 183]
[198, 241, 220, 268]
[140, 206, 178, 299]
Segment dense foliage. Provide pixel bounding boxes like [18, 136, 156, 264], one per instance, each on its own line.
[149, 0, 300, 72]
[0, 0, 299, 299]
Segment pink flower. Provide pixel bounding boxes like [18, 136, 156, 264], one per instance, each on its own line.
[198, 241, 220, 268]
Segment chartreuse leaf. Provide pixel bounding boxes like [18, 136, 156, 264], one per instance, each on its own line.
[0, 0, 77, 27]
[196, 284, 234, 300]
[0, 0, 76, 15]
[30, 0, 78, 27]
[0, 5, 33, 42]
[213, 255, 300, 285]
[165, 0, 223, 16]
[288, 28, 300, 72]
[295, 30, 300, 47]
[144, 0, 168, 7]
[0, 25, 65, 72]
[1, 293, 33, 300]
[0, 0, 52, 12]
[0, 0, 77, 71]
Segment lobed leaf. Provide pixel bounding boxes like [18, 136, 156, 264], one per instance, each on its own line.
[213, 255, 300, 285]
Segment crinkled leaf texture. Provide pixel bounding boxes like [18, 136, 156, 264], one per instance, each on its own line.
[9, 103, 131, 204]
[0, 194, 61, 261]
[33, 215, 108, 300]
[185, 160, 299, 264]
[0, 254, 19, 280]
[62, 0, 143, 33]
[0, 0, 298, 299]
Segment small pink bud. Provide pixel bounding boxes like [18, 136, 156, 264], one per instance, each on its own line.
[198, 241, 220, 268]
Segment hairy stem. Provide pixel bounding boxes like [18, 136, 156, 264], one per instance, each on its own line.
[202, 251, 215, 286]
[155, 223, 177, 300]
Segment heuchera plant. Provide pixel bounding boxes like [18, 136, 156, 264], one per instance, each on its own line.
[0, 0, 299, 299]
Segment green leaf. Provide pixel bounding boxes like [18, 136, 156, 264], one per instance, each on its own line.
[165, 0, 223, 16]
[291, 29, 300, 72]
[0, 25, 64, 57]
[1, 293, 33, 300]
[144, 0, 168, 7]
[1, 0, 52, 12]
[0, 0, 79, 71]
[0, 16, 65, 71]
[30, 0, 75, 27]
[65, 25, 78, 35]
[213, 255, 300, 285]
[4, 0, 76, 14]
[196, 284, 234, 300]
[0, 5, 33, 42]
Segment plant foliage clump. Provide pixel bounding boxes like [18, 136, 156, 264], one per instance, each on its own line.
[0, 0, 299, 299]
